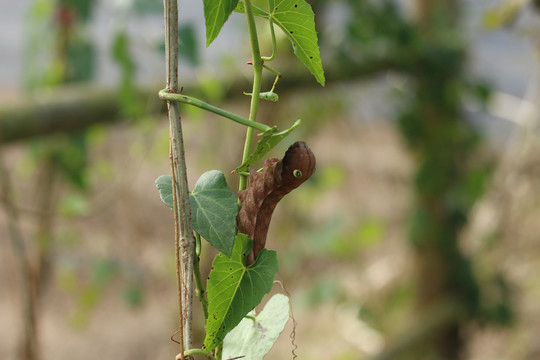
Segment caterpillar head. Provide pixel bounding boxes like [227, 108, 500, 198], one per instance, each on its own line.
[274, 141, 316, 189]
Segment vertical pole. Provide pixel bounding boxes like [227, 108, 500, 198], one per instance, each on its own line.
[163, 0, 195, 355]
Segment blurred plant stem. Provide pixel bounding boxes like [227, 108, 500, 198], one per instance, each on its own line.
[7, 1, 96, 359]
[163, 0, 195, 356]
[0, 155, 39, 360]
[398, 0, 484, 358]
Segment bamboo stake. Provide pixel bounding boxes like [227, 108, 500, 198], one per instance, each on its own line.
[163, 0, 195, 356]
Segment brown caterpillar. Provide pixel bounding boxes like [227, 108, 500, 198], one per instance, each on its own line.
[237, 141, 316, 265]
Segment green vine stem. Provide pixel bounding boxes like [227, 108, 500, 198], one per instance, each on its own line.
[159, 90, 270, 132]
[193, 232, 209, 320]
[239, 0, 264, 192]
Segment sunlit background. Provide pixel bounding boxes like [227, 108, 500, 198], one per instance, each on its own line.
[1, 1, 540, 360]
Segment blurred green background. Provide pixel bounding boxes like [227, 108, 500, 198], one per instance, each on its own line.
[1, 1, 540, 360]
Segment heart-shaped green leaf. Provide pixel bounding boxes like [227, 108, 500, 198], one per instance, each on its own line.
[223, 294, 290, 360]
[155, 171, 238, 256]
[203, 0, 240, 46]
[203, 234, 278, 351]
[190, 170, 238, 256]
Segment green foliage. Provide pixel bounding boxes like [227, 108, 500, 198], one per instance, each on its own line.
[234, 119, 301, 173]
[158, 24, 200, 66]
[132, 0, 163, 14]
[235, 0, 325, 85]
[63, 0, 96, 22]
[123, 284, 144, 307]
[483, 0, 529, 30]
[61, 259, 119, 329]
[203, 0, 240, 46]
[65, 39, 96, 83]
[58, 258, 146, 328]
[204, 234, 278, 351]
[190, 170, 239, 256]
[301, 275, 342, 307]
[55, 134, 88, 189]
[155, 174, 174, 209]
[60, 193, 90, 217]
[155, 171, 238, 256]
[160, 0, 324, 353]
[178, 24, 199, 66]
[268, 0, 325, 85]
[30, 132, 89, 190]
[222, 294, 290, 359]
[302, 215, 384, 260]
[111, 30, 144, 118]
[333, 0, 415, 75]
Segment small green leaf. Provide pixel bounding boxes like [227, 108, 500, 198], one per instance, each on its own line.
[203, 0, 240, 46]
[203, 234, 278, 351]
[223, 294, 290, 360]
[234, 119, 301, 174]
[155, 174, 173, 209]
[190, 170, 238, 256]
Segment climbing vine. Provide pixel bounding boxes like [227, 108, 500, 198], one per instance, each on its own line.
[157, 1, 324, 359]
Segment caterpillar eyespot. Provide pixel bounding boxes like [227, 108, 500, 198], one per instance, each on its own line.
[293, 169, 302, 178]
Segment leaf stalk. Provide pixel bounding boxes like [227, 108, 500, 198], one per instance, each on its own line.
[159, 90, 270, 132]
